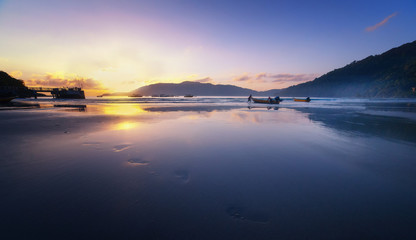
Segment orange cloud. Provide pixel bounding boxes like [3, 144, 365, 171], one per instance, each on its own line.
[10, 70, 23, 78]
[194, 77, 213, 83]
[366, 12, 398, 32]
[24, 73, 107, 96]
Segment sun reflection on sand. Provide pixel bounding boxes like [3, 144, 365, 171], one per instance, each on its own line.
[2, 100, 416, 239]
[103, 104, 147, 116]
[113, 122, 138, 131]
[186, 112, 213, 120]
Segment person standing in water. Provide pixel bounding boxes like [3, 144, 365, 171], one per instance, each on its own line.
[274, 96, 280, 103]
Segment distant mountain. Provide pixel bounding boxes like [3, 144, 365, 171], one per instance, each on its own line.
[4, 40, 415, 98]
[98, 92, 129, 97]
[280, 41, 416, 97]
[131, 81, 265, 96]
[130, 41, 416, 98]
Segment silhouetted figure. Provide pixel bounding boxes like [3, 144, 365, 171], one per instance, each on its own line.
[248, 94, 252, 102]
[274, 96, 281, 102]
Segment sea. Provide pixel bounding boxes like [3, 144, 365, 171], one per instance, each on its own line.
[1, 96, 416, 239]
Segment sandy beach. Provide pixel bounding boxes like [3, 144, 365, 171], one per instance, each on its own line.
[1, 98, 416, 239]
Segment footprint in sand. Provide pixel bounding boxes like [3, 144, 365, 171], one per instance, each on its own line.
[174, 169, 190, 183]
[113, 144, 131, 152]
[226, 205, 269, 223]
[82, 141, 103, 150]
[127, 158, 149, 166]
[226, 206, 245, 220]
[82, 141, 102, 146]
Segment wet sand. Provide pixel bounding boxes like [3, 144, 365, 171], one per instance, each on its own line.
[1, 100, 416, 239]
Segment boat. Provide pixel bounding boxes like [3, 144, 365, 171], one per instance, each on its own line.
[250, 97, 280, 104]
[0, 96, 15, 103]
[294, 97, 311, 102]
[184, 94, 193, 97]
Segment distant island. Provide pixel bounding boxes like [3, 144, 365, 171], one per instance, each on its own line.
[131, 81, 265, 96]
[2, 40, 416, 98]
[98, 81, 280, 97]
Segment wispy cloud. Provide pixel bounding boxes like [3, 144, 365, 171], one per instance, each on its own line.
[233, 72, 319, 84]
[255, 72, 267, 80]
[10, 70, 23, 78]
[233, 73, 251, 82]
[270, 73, 319, 83]
[366, 12, 398, 32]
[194, 77, 213, 83]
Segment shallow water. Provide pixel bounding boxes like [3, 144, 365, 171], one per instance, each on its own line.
[1, 97, 416, 239]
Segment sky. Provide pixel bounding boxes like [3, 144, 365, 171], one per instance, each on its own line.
[0, 0, 415, 95]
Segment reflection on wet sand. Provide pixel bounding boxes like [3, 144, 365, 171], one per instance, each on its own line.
[1, 101, 416, 239]
[101, 104, 147, 115]
[113, 121, 139, 131]
[143, 105, 241, 112]
[0, 101, 40, 110]
[291, 107, 416, 144]
[54, 104, 87, 112]
[2, 101, 416, 144]
[247, 106, 279, 111]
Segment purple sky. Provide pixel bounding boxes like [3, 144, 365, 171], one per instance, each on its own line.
[0, 0, 415, 94]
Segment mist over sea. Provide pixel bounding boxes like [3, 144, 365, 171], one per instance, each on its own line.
[1, 96, 416, 239]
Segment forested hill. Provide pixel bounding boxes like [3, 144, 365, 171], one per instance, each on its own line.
[132, 81, 260, 96]
[0, 71, 35, 97]
[280, 41, 416, 97]
[0, 71, 26, 88]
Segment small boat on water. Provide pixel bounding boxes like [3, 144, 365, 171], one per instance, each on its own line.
[184, 94, 193, 97]
[294, 97, 311, 102]
[249, 95, 281, 104]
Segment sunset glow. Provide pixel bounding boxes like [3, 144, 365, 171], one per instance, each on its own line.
[102, 104, 146, 116]
[1, 0, 416, 235]
[113, 121, 139, 131]
[1, 0, 415, 95]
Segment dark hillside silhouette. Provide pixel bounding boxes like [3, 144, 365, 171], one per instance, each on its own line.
[280, 40, 416, 97]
